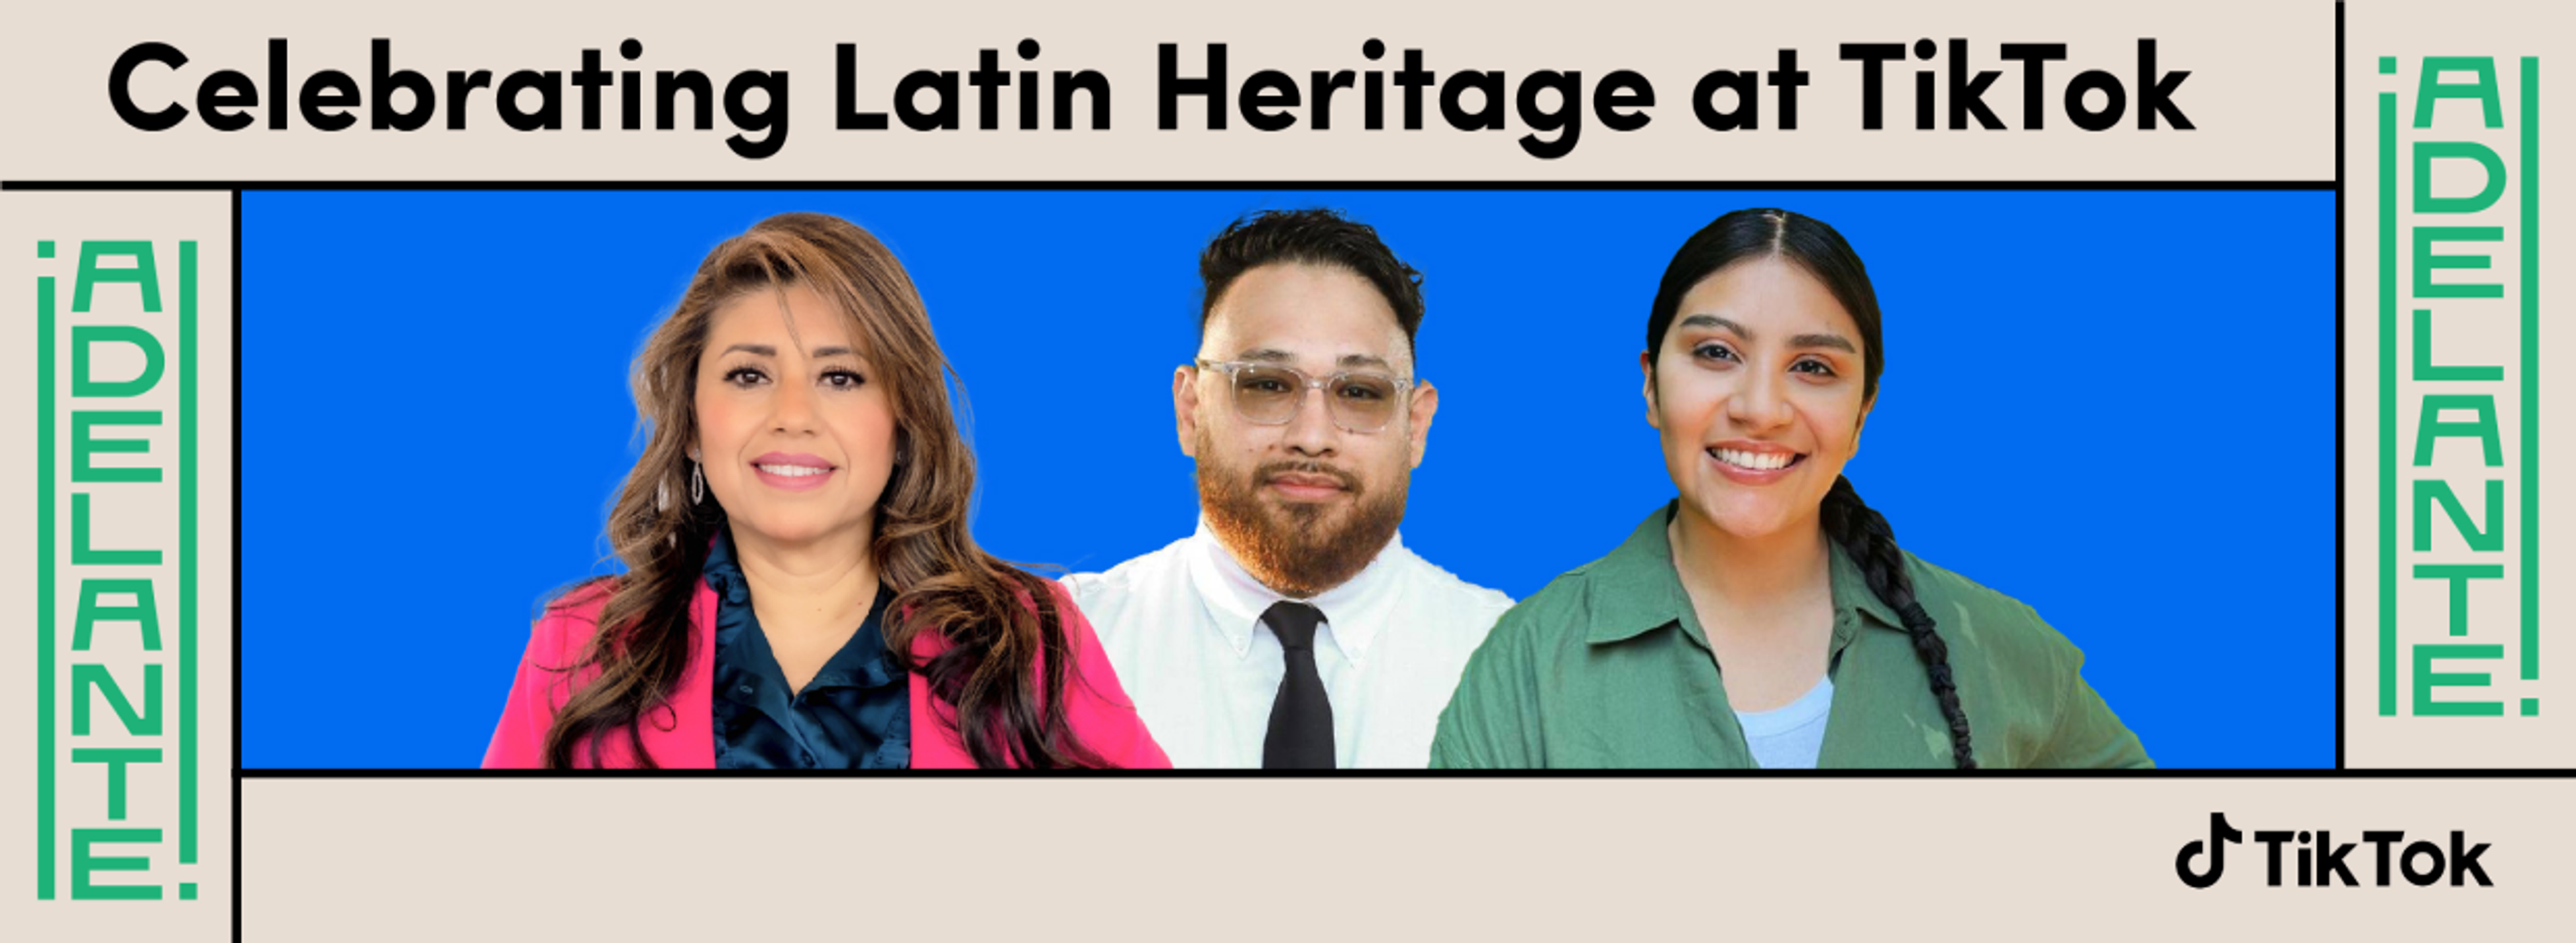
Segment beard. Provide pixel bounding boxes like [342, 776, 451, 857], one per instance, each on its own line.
[1195, 443, 1408, 600]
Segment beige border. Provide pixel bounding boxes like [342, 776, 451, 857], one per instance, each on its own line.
[244, 778, 2567, 940]
[2340, 0, 2570, 766]
[19, 1, 2576, 940]
[0, 192, 237, 940]
[3, 0, 2329, 181]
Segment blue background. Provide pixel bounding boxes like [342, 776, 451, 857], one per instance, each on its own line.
[241, 190, 2334, 769]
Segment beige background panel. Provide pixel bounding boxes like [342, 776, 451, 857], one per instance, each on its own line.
[1, 1, 2329, 182]
[244, 778, 2563, 940]
[2341, 0, 2571, 767]
[0, 191, 236, 942]
[42, 0, 2576, 939]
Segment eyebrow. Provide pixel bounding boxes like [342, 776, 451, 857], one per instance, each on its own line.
[1676, 314, 1858, 354]
[719, 343, 861, 359]
[1789, 333, 1858, 354]
[1232, 348, 1397, 372]
[1677, 314, 1746, 337]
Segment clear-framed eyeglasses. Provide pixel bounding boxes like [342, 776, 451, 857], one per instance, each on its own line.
[1193, 359, 1419, 433]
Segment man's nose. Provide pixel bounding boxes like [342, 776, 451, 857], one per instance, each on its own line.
[1281, 383, 1340, 455]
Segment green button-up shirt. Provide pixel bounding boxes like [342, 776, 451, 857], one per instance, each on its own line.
[1431, 503, 2151, 769]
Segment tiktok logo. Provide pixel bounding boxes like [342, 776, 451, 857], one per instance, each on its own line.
[2175, 812, 2245, 888]
[2175, 813, 2496, 889]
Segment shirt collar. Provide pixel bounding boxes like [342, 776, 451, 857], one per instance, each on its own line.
[703, 527, 750, 606]
[1183, 514, 1404, 665]
[1584, 500, 1904, 647]
[703, 526, 900, 694]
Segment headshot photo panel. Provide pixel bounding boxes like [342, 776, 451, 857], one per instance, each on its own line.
[1061, 208, 1511, 770]
[237, 188, 2332, 770]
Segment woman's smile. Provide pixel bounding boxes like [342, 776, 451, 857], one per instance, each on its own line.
[751, 451, 839, 492]
[1707, 439, 1807, 484]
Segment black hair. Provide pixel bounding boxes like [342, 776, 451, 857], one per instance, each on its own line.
[1198, 208, 1425, 356]
[1647, 208, 1975, 769]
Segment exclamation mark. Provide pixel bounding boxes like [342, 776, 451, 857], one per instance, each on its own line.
[35, 238, 58, 899]
[2378, 55, 2400, 716]
[2519, 55, 2540, 718]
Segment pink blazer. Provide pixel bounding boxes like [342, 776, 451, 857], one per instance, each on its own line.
[482, 575, 1169, 769]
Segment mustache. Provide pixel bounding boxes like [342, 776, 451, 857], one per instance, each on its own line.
[1254, 459, 1362, 492]
[1200, 454, 1406, 599]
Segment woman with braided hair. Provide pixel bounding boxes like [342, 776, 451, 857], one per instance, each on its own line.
[1430, 208, 2147, 769]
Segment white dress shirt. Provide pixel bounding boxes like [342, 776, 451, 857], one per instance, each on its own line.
[1062, 518, 1514, 769]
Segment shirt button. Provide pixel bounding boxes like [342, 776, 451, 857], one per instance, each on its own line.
[737, 684, 754, 695]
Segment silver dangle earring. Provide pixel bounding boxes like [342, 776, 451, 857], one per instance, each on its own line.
[690, 460, 706, 504]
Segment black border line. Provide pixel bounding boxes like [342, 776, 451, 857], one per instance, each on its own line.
[5, 179, 2333, 192]
[229, 188, 244, 943]
[235, 767, 2571, 779]
[2333, 0, 2347, 774]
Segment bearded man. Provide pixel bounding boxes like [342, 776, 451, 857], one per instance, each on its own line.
[1062, 209, 1512, 769]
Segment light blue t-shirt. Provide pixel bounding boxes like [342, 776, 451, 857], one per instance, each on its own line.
[1733, 675, 1835, 769]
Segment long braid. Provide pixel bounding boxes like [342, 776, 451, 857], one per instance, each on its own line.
[1819, 475, 1976, 769]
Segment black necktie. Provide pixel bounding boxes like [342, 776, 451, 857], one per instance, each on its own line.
[1260, 600, 1335, 769]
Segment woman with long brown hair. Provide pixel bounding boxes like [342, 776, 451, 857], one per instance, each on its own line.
[484, 211, 1167, 769]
